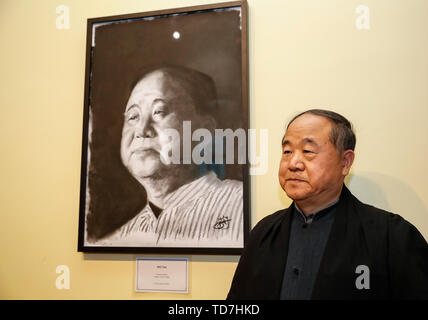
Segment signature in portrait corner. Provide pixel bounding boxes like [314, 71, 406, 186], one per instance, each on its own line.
[213, 216, 232, 230]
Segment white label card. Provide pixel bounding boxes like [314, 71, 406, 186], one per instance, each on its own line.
[135, 257, 189, 293]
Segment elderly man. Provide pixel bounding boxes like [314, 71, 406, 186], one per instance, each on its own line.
[99, 65, 243, 247]
[227, 109, 428, 299]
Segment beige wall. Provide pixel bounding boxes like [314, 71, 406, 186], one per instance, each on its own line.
[1, 0, 427, 299]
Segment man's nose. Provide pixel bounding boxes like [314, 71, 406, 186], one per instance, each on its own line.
[135, 115, 155, 138]
[288, 152, 305, 171]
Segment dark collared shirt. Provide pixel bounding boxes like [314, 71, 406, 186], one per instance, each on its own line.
[280, 201, 338, 300]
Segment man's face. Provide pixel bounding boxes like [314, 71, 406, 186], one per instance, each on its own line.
[120, 70, 202, 180]
[279, 114, 351, 204]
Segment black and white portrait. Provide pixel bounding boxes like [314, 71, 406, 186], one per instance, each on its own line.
[78, 2, 249, 253]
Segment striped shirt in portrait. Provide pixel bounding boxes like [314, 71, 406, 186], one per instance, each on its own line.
[101, 171, 243, 247]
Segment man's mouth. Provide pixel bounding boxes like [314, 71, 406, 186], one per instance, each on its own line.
[131, 148, 158, 156]
[286, 178, 306, 182]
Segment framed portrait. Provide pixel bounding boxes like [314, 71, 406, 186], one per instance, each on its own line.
[77, 1, 249, 254]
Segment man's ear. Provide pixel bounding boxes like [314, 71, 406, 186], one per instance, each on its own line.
[342, 150, 355, 176]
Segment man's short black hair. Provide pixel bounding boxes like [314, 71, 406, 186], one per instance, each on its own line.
[129, 64, 218, 118]
[287, 109, 356, 153]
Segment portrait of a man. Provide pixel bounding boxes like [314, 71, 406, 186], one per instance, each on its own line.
[100, 66, 244, 247]
[78, 4, 248, 252]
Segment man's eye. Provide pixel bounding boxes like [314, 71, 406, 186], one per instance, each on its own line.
[152, 107, 167, 120]
[125, 112, 139, 123]
[283, 150, 292, 155]
[303, 150, 314, 154]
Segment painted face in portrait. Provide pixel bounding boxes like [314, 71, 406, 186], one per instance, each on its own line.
[278, 113, 354, 206]
[120, 70, 205, 180]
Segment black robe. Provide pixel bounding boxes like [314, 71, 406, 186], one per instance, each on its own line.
[227, 186, 428, 299]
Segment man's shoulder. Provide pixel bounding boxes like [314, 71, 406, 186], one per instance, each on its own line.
[354, 198, 395, 221]
[353, 194, 397, 221]
[351, 192, 425, 240]
[218, 178, 243, 192]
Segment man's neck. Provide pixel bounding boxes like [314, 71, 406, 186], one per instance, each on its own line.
[137, 167, 198, 208]
[295, 185, 343, 216]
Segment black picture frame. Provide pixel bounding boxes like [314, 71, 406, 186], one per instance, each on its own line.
[77, 1, 249, 254]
